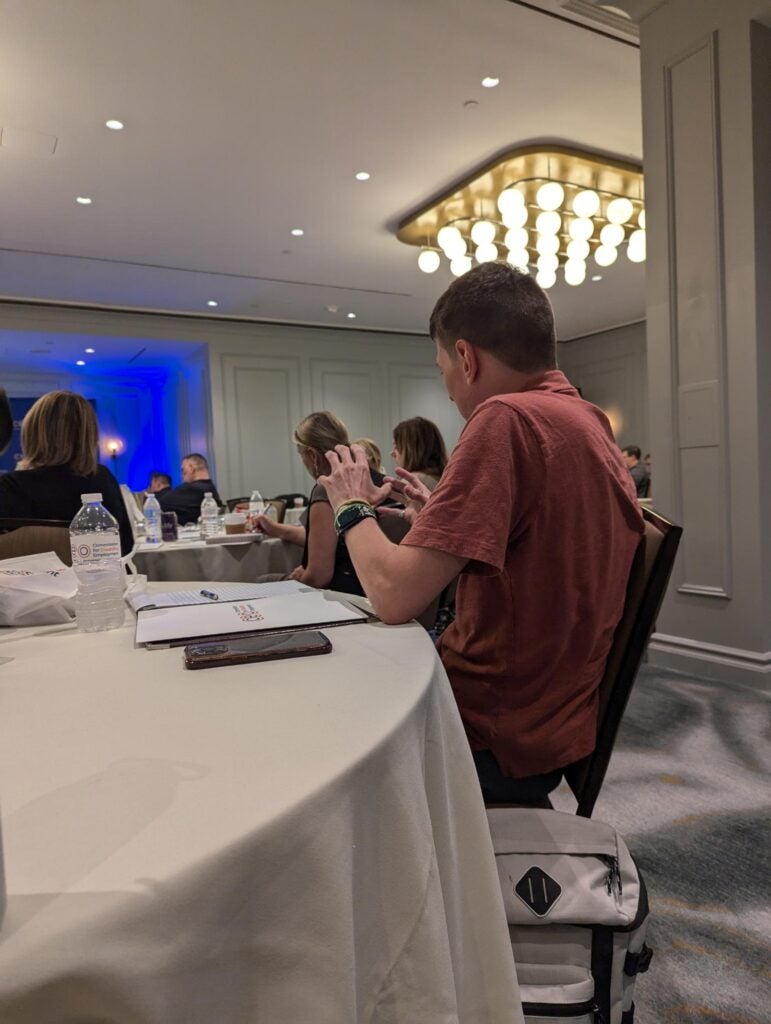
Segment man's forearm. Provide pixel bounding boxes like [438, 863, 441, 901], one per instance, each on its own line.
[343, 518, 464, 625]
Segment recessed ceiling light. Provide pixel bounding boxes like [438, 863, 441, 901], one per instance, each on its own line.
[347, 312, 357, 319]
[326, 304, 338, 313]
[105, 119, 124, 130]
[355, 171, 370, 181]
[591, 275, 603, 282]
[85, 347, 95, 353]
[76, 360, 86, 366]
[291, 228, 304, 237]
[481, 76, 500, 88]
[207, 300, 219, 307]
[76, 196, 92, 205]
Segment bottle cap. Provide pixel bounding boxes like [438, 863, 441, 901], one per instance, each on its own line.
[81, 493, 103, 503]
[204, 492, 213, 497]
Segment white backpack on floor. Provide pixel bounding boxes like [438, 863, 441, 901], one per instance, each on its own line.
[488, 808, 652, 1024]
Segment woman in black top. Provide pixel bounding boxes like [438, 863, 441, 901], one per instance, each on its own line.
[289, 411, 387, 596]
[0, 391, 133, 555]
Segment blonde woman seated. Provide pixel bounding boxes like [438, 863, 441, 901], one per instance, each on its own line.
[390, 417, 448, 508]
[256, 412, 388, 596]
[353, 438, 385, 474]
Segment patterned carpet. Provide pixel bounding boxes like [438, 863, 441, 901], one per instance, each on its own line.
[551, 665, 771, 1024]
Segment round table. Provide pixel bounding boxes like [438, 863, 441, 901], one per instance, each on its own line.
[0, 584, 522, 1024]
[133, 536, 302, 583]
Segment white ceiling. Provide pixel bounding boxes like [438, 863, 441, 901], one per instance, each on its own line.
[0, 0, 645, 341]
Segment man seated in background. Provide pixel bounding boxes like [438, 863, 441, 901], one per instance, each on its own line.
[147, 470, 172, 494]
[319, 263, 644, 805]
[621, 445, 650, 497]
[158, 453, 222, 525]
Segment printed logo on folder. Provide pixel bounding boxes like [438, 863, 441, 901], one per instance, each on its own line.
[514, 866, 562, 917]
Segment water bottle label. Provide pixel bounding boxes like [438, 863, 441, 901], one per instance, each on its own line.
[71, 536, 121, 564]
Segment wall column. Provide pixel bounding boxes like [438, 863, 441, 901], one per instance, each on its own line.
[614, 0, 771, 683]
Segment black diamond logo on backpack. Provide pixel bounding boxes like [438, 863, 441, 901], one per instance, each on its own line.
[513, 866, 562, 917]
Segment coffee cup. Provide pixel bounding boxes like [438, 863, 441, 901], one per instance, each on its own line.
[224, 512, 247, 535]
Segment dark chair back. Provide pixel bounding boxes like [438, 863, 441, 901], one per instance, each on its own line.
[226, 496, 251, 512]
[0, 523, 73, 564]
[564, 507, 682, 817]
[272, 493, 309, 508]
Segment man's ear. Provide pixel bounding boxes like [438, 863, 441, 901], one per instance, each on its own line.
[455, 339, 480, 384]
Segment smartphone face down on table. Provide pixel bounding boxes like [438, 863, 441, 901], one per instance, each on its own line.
[184, 630, 332, 669]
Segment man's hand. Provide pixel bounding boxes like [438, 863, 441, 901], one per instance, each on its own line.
[384, 468, 433, 511]
[320, 444, 392, 511]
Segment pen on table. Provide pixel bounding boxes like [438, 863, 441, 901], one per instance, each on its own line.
[200, 589, 219, 601]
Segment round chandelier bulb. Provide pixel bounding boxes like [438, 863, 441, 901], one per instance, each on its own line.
[506, 248, 530, 270]
[471, 220, 497, 246]
[437, 225, 463, 255]
[504, 227, 529, 251]
[568, 217, 594, 241]
[564, 259, 587, 286]
[475, 241, 498, 263]
[536, 182, 564, 211]
[537, 253, 559, 273]
[606, 197, 634, 224]
[566, 238, 590, 260]
[594, 244, 618, 267]
[600, 223, 625, 247]
[450, 254, 473, 276]
[627, 229, 646, 262]
[443, 234, 468, 259]
[638, 209, 646, 229]
[417, 249, 441, 273]
[536, 233, 559, 256]
[535, 210, 561, 235]
[536, 269, 556, 290]
[572, 189, 600, 218]
[502, 204, 529, 229]
[497, 188, 526, 217]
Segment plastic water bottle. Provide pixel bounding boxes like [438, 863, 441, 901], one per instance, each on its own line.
[249, 490, 265, 516]
[200, 492, 220, 538]
[143, 492, 162, 544]
[69, 493, 125, 633]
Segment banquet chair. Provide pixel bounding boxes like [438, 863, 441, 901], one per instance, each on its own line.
[0, 523, 72, 565]
[563, 506, 682, 817]
[226, 496, 250, 512]
[485, 507, 682, 815]
[265, 499, 286, 523]
[272, 492, 308, 510]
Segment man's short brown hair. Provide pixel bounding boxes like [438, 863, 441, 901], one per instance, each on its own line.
[429, 262, 557, 374]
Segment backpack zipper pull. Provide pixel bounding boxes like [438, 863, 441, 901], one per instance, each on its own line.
[592, 1003, 606, 1024]
[602, 855, 623, 903]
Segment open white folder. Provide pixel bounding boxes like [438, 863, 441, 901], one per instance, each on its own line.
[135, 589, 368, 646]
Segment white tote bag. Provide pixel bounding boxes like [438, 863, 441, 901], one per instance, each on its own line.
[0, 551, 77, 626]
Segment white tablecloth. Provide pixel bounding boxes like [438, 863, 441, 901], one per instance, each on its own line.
[0, 584, 522, 1024]
[133, 537, 302, 582]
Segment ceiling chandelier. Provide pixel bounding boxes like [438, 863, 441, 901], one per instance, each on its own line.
[397, 145, 645, 288]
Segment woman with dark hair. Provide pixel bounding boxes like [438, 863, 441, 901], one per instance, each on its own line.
[0, 390, 133, 554]
[391, 417, 448, 493]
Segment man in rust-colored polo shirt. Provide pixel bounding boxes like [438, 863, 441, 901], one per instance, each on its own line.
[320, 263, 643, 803]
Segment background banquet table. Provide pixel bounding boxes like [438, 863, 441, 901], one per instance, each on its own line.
[133, 536, 302, 582]
[0, 584, 522, 1024]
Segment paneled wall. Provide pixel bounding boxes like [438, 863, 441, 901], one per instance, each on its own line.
[206, 323, 462, 499]
[0, 304, 462, 501]
[557, 321, 648, 454]
[634, 1, 771, 683]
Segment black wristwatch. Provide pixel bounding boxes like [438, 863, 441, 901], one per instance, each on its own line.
[334, 501, 377, 537]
